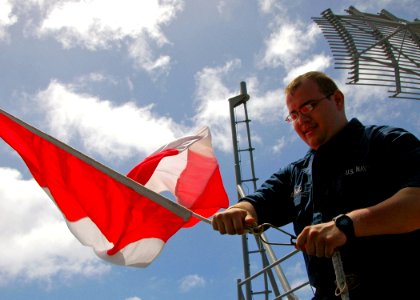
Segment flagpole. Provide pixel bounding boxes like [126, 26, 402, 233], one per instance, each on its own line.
[192, 212, 212, 225]
[0, 108, 203, 222]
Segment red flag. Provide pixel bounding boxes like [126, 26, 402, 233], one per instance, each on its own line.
[0, 109, 228, 267]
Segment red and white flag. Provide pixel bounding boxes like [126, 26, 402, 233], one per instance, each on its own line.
[0, 109, 228, 267]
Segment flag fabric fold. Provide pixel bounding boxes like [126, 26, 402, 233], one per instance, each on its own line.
[0, 109, 228, 267]
[127, 126, 229, 228]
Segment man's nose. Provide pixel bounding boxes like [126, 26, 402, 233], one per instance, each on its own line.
[297, 113, 312, 123]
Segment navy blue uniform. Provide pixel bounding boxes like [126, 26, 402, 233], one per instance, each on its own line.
[241, 118, 420, 299]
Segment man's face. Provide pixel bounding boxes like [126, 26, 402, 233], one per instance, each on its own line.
[285, 79, 344, 150]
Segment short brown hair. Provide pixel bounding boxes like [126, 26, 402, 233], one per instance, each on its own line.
[285, 71, 339, 96]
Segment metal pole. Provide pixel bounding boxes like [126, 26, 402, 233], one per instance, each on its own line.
[229, 84, 253, 300]
[229, 83, 298, 299]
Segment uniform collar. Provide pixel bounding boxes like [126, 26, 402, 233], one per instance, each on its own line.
[308, 118, 364, 156]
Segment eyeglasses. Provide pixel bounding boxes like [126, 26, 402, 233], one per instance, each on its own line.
[285, 93, 333, 123]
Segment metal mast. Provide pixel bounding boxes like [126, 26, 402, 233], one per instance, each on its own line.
[229, 82, 302, 300]
[313, 6, 420, 100]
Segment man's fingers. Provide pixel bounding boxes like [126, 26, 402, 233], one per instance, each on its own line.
[212, 208, 251, 235]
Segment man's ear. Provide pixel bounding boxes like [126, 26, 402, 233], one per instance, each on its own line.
[333, 90, 345, 111]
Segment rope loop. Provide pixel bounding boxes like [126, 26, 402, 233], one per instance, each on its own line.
[335, 283, 348, 297]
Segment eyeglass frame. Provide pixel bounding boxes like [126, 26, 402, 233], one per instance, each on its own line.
[285, 92, 334, 123]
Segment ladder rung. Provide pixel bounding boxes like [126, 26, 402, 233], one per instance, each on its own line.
[248, 249, 265, 254]
[238, 147, 255, 152]
[251, 291, 272, 295]
[235, 119, 251, 124]
[241, 178, 258, 183]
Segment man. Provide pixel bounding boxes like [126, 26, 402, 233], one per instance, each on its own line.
[212, 71, 420, 299]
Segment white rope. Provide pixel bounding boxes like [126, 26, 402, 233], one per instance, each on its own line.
[332, 251, 350, 300]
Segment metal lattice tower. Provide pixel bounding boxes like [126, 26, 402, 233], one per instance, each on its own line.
[312, 6, 420, 100]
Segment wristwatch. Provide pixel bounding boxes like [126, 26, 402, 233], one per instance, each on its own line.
[333, 214, 355, 243]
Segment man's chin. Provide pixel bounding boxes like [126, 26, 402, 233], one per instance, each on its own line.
[305, 136, 320, 150]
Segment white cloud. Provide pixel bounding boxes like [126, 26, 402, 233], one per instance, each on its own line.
[285, 261, 313, 299]
[216, 1, 227, 16]
[193, 59, 241, 152]
[34, 79, 185, 160]
[260, 22, 321, 69]
[193, 62, 288, 152]
[128, 36, 172, 74]
[0, 167, 110, 285]
[282, 54, 332, 85]
[0, 0, 17, 41]
[258, 0, 277, 13]
[9, 0, 184, 74]
[125, 297, 142, 300]
[37, 0, 181, 49]
[272, 136, 286, 153]
[179, 274, 206, 292]
[245, 77, 284, 122]
[75, 72, 113, 85]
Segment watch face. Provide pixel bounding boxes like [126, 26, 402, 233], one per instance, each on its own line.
[337, 216, 351, 227]
[334, 214, 355, 242]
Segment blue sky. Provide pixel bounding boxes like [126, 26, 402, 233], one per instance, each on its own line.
[0, 1, 419, 299]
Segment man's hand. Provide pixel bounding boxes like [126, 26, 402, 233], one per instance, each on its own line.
[295, 221, 347, 257]
[212, 202, 257, 235]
